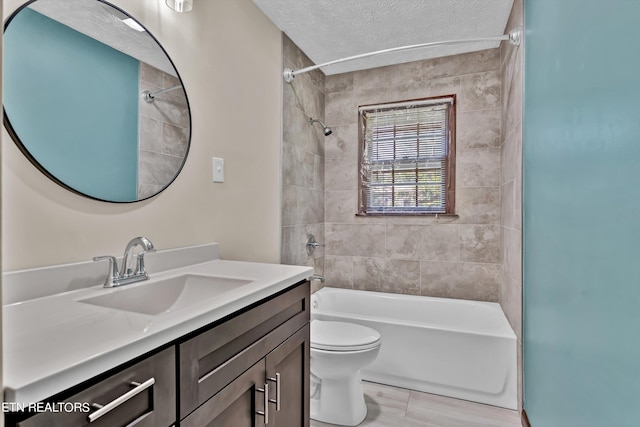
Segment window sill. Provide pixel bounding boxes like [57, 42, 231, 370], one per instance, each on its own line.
[355, 213, 459, 218]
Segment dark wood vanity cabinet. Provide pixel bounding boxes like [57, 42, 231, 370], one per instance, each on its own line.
[14, 347, 176, 427]
[181, 326, 309, 427]
[7, 281, 310, 427]
[179, 281, 310, 426]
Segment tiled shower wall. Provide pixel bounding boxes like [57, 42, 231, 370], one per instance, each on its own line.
[281, 36, 325, 292]
[500, 0, 524, 410]
[138, 62, 190, 199]
[323, 50, 503, 301]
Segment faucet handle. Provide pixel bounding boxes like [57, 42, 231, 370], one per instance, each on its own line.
[134, 249, 155, 276]
[93, 256, 120, 288]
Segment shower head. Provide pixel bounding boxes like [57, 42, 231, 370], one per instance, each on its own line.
[309, 118, 332, 136]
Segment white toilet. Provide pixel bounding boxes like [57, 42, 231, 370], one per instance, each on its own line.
[310, 320, 381, 426]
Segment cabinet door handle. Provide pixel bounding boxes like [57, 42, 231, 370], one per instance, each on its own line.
[87, 378, 155, 423]
[256, 383, 269, 424]
[267, 373, 281, 411]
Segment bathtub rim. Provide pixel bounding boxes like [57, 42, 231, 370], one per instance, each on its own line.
[312, 287, 517, 340]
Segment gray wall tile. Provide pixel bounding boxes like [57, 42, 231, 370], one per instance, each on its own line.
[139, 116, 163, 152]
[325, 73, 354, 94]
[325, 123, 358, 159]
[138, 62, 189, 199]
[457, 148, 500, 187]
[459, 225, 501, 263]
[284, 73, 325, 124]
[283, 35, 325, 93]
[499, 0, 524, 410]
[314, 154, 325, 191]
[283, 99, 323, 156]
[283, 141, 316, 188]
[501, 121, 522, 184]
[326, 224, 386, 257]
[500, 268, 522, 337]
[385, 225, 459, 261]
[420, 261, 500, 301]
[422, 49, 500, 80]
[353, 66, 392, 91]
[325, 155, 359, 191]
[501, 178, 522, 231]
[162, 123, 189, 157]
[281, 225, 307, 265]
[387, 61, 423, 86]
[353, 258, 420, 295]
[456, 187, 500, 224]
[325, 190, 357, 223]
[325, 255, 354, 288]
[302, 189, 325, 225]
[501, 227, 522, 285]
[389, 76, 460, 103]
[323, 47, 505, 302]
[457, 109, 501, 149]
[326, 91, 359, 127]
[281, 37, 325, 282]
[138, 150, 183, 186]
[460, 70, 501, 112]
[282, 184, 299, 227]
[140, 62, 163, 87]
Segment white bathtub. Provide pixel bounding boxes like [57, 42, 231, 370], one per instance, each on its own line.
[311, 288, 517, 410]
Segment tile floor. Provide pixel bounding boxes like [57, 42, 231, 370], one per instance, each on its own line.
[310, 381, 522, 427]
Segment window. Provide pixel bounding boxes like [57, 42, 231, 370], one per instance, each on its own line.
[358, 96, 456, 215]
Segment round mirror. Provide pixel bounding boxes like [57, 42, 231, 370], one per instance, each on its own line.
[3, 0, 191, 202]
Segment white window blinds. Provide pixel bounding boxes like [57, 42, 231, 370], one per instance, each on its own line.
[359, 97, 454, 214]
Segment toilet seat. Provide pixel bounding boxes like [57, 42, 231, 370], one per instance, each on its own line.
[311, 320, 381, 351]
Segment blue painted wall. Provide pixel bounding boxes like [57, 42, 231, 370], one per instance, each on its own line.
[524, 1, 640, 425]
[4, 8, 139, 202]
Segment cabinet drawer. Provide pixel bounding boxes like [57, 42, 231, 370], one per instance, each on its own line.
[17, 348, 176, 427]
[179, 281, 309, 417]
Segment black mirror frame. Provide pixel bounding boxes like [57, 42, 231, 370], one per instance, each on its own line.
[3, 0, 192, 203]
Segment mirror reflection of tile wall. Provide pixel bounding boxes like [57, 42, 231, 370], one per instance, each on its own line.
[138, 62, 190, 199]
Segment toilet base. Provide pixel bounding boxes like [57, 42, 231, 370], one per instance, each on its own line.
[310, 372, 367, 426]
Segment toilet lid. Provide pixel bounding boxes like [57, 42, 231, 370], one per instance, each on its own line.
[311, 320, 381, 351]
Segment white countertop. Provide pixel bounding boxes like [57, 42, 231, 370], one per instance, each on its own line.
[3, 259, 313, 404]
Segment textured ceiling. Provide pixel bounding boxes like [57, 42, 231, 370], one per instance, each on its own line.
[252, 0, 514, 75]
[28, 0, 176, 76]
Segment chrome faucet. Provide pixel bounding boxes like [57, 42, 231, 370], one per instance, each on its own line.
[93, 237, 156, 288]
[120, 236, 155, 277]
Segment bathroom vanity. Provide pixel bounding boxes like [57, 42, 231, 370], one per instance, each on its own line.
[3, 244, 312, 427]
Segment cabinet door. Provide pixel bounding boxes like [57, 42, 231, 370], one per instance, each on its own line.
[266, 325, 310, 427]
[181, 360, 267, 427]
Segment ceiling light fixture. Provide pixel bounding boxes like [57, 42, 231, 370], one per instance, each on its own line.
[122, 18, 146, 32]
[166, 0, 193, 12]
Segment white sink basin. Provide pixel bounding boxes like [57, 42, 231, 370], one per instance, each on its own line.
[79, 275, 252, 315]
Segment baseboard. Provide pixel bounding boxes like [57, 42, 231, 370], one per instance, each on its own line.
[522, 409, 531, 427]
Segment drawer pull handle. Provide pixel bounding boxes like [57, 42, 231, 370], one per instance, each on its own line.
[87, 377, 155, 423]
[267, 373, 281, 411]
[256, 383, 269, 424]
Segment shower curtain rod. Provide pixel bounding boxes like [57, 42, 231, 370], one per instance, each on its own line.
[142, 85, 182, 103]
[283, 26, 522, 83]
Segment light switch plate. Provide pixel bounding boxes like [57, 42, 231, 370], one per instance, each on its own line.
[212, 157, 224, 183]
